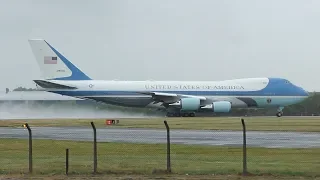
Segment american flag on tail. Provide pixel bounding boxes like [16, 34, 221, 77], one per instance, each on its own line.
[44, 56, 58, 64]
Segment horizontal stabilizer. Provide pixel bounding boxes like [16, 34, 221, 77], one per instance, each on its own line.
[33, 80, 77, 89]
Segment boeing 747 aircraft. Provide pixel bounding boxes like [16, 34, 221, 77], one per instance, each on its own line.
[28, 39, 309, 117]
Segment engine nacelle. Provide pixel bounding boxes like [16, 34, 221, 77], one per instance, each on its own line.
[180, 98, 201, 111]
[212, 101, 232, 113]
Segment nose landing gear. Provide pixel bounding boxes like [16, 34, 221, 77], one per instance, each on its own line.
[276, 112, 283, 117]
[276, 107, 284, 117]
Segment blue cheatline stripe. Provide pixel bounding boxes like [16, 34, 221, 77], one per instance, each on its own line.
[45, 41, 92, 81]
[48, 90, 307, 97]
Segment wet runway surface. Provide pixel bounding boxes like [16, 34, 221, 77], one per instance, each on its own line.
[1, 127, 319, 148]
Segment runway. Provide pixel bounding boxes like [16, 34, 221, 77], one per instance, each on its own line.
[1, 127, 319, 148]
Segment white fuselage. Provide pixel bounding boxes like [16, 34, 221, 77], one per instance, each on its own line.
[39, 77, 308, 111]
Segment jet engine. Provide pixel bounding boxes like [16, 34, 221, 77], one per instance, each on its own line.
[212, 101, 232, 112]
[179, 98, 201, 111]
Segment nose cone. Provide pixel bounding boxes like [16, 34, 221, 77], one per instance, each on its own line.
[298, 87, 309, 97]
[292, 86, 309, 104]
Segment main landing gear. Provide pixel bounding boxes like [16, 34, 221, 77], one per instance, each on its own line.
[166, 112, 196, 117]
[276, 112, 283, 117]
[276, 107, 284, 117]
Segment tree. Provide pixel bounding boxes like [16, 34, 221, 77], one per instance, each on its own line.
[13, 87, 37, 91]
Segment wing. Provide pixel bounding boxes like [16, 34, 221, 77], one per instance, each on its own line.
[137, 91, 244, 111]
[137, 91, 207, 105]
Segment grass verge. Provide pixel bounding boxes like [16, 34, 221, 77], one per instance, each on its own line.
[1, 174, 320, 180]
[1, 117, 320, 132]
[0, 138, 319, 177]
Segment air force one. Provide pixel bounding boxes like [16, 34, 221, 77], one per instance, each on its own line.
[28, 39, 309, 117]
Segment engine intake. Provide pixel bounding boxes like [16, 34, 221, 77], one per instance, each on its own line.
[180, 98, 201, 111]
[212, 101, 232, 112]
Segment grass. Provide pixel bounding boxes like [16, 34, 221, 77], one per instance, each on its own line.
[1, 116, 320, 132]
[1, 175, 320, 180]
[0, 138, 319, 177]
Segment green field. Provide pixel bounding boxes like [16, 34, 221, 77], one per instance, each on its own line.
[1, 174, 319, 180]
[1, 116, 320, 132]
[1, 138, 319, 178]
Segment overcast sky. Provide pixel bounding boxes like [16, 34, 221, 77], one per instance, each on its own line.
[1, 0, 320, 91]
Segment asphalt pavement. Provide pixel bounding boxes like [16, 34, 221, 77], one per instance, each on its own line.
[1, 127, 319, 148]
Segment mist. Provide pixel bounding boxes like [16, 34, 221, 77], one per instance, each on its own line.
[0, 102, 159, 120]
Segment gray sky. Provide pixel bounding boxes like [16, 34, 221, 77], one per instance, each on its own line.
[1, 0, 320, 91]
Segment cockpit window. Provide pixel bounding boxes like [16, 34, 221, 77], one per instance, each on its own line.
[285, 80, 290, 84]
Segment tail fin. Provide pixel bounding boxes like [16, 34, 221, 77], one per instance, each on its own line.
[28, 39, 91, 81]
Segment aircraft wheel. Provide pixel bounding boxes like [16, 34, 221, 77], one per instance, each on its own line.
[189, 112, 196, 117]
[182, 113, 189, 117]
[166, 112, 173, 117]
[276, 112, 283, 117]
